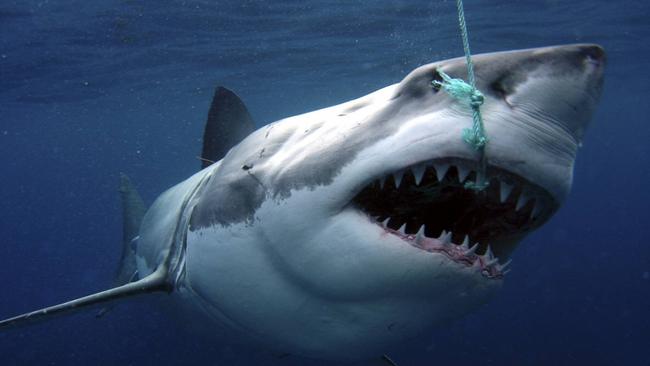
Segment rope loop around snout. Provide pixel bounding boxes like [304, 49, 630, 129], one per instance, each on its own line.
[431, 70, 487, 150]
[430, 0, 489, 191]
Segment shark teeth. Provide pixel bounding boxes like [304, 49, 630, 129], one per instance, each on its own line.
[456, 165, 471, 182]
[500, 181, 514, 203]
[412, 164, 426, 185]
[435, 163, 450, 181]
[483, 246, 499, 267]
[379, 176, 386, 189]
[372, 162, 550, 221]
[497, 259, 512, 272]
[484, 245, 494, 260]
[438, 230, 452, 244]
[516, 191, 531, 211]
[531, 200, 544, 219]
[375, 220, 511, 279]
[415, 224, 426, 243]
[461, 235, 470, 249]
[381, 217, 390, 227]
[393, 171, 404, 188]
[464, 243, 479, 255]
[361, 158, 554, 280]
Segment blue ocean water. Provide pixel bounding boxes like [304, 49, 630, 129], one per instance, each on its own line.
[0, 1, 648, 365]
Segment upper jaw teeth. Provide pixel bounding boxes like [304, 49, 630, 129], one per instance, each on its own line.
[457, 165, 471, 182]
[376, 160, 550, 223]
[515, 190, 531, 211]
[435, 163, 450, 181]
[500, 181, 514, 203]
[393, 171, 404, 188]
[413, 165, 426, 185]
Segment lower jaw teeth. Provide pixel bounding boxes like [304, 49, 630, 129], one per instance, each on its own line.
[376, 218, 510, 278]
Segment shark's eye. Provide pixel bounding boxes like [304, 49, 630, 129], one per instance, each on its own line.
[431, 70, 444, 92]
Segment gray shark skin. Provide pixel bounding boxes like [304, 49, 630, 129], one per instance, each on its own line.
[0, 44, 604, 363]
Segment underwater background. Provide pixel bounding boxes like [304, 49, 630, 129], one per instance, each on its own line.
[0, 1, 648, 365]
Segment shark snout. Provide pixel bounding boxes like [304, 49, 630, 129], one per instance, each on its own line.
[432, 44, 605, 127]
[472, 44, 606, 202]
[505, 44, 605, 141]
[544, 44, 606, 94]
[540, 43, 606, 68]
[469, 43, 606, 102]
[579, 44, 606, 67]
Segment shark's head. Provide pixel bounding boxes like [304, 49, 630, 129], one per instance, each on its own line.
[186, 44, 605, 360]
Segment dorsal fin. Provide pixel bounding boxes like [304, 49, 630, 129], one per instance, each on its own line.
[0, 266, 170, 329]
[200, 86, 255, 168]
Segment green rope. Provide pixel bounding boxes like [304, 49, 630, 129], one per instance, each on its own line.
[432, 0, 489, 191]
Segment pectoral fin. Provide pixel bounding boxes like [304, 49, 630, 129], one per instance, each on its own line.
[0, 265, 170, 330]
[380, 354, 399, 366]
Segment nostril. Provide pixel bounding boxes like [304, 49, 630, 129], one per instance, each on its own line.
[490, 79, 515, 108]
[580, 45, 606, 65]
[490, 80, 508, 98]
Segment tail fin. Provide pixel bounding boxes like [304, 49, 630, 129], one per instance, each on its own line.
[115, 173, 146, 285]
[96, 173, 146, 317]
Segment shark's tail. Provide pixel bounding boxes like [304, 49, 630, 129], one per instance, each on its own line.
[0, 86, 251, 330]
[96, 173, 147, 317]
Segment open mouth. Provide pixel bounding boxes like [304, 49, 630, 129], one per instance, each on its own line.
[352, 158, 557, 278]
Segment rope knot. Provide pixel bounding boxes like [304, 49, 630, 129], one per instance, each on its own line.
[432, 70, 484, 109]
[470, 91, 484, 107]
[462, 129, 487, 149]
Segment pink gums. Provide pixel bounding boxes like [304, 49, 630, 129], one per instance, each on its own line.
[378, 223, 504, 279]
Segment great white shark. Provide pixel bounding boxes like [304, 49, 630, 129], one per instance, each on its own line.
[0, 44, 605, 363]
